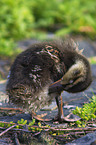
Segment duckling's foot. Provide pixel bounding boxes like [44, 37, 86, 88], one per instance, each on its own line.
[32, 111, 52, 122]
[53, 113, 81, 123]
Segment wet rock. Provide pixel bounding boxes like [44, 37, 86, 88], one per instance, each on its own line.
[0, 92, 9, 104]
[90, 140, 96, 145]
[0, 60, 11, 79]
[37, 131, 58, 145]
[13, 130, 58, 145]
[40, 101, 57, 111]
[65, 131, 96, 145]
[0, 113, 31, 123]
[76, 39, 96, 57]
[17, 39, 40, 50]
[0, 136, 14, 145]
[91, 65, 96, 78]
[0, 80, 6, 93]
[17, 131, 41, 145]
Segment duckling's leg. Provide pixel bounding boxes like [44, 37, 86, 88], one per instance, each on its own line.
[55, 95, 64, 122]
[55, 95, 80, 122]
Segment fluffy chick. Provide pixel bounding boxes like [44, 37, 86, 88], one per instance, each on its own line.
[6, 39, 92, 122]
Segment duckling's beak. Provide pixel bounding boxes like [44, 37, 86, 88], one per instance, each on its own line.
[49, 79, 64, 94]
[49, 72, 76, 94]
[49, 68, 75, 94]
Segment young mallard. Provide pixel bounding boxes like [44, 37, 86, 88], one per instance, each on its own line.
[6, 39, 92, 122]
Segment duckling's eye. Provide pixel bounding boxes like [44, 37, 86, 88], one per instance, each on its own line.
[69, 80, 74, 84]
[74, 70, 80, 75]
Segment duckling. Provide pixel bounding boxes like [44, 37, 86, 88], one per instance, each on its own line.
[6, 39, 92, 122]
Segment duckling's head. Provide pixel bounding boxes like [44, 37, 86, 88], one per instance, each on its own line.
[49, 54, 92, 93]
[61, 57, 92, 93]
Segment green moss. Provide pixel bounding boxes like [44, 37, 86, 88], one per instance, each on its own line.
[73, 95, 96, 127]
[89, 57, 96, 64]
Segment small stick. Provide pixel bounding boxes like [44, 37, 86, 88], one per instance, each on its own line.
[0, 124, 16, 136]
[33, 131, 41, 136]
[49, 127, 96, 132]
[0, 107, 23, 112]
[0, 127, 31, 133]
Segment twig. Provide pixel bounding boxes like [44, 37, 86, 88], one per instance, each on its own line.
[0, 127, 31, 133]
[0, 124, 16, 136]
[53, 130, 95, 138]
[14, 132, 20, 145]
[83, 92, 90, 100]
[49, 127, 96, 132]
[0, 107, 23, 112]
[33, 131, 41, 136]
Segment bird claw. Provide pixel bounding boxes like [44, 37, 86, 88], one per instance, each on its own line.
[32, 111, 52, 122]
[53, 113, 81, 123]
